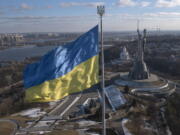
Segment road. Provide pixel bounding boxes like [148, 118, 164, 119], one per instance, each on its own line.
[48, 88, 100, 118]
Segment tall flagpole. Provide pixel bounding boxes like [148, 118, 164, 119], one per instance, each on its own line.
[97, 5, 106, 135]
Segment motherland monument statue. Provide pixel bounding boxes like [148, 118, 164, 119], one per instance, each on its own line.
[128, 21, 150, 80]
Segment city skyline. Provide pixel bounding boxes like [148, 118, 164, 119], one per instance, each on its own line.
[1, 0, 180, 33]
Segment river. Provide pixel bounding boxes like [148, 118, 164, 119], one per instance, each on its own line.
[0, 44, 113, 62]
[0, 45, 59, 61]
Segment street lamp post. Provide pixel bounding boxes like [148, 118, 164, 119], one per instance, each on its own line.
[97, 5, 106, 135]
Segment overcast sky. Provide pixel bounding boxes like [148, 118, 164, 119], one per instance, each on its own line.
[1, 0, 180, 33]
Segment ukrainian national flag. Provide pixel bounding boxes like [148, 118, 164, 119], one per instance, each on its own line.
[24, 25, 99, 102]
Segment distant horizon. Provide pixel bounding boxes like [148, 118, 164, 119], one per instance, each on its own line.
[1, 29, 180, 34]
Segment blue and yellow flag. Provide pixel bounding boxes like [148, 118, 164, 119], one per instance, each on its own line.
[24, 25, 99, 102]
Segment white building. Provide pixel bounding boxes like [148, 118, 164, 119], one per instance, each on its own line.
[120, 47, 130, 61]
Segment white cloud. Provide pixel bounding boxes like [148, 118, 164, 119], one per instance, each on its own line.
[116, 0, 151, 7]
[0, 15, 97, 25]
[156, 0, 180, 7]
[104, 12, 180, 31]
[144, 12, 180, 17]
[0, 15, 98, 32]
[116, 0, 137, 7]
[20, 3, 32, 10]
[140, 1, 151, 7]
[60, 2, 104, 8]
[106, 12, 180, 22]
